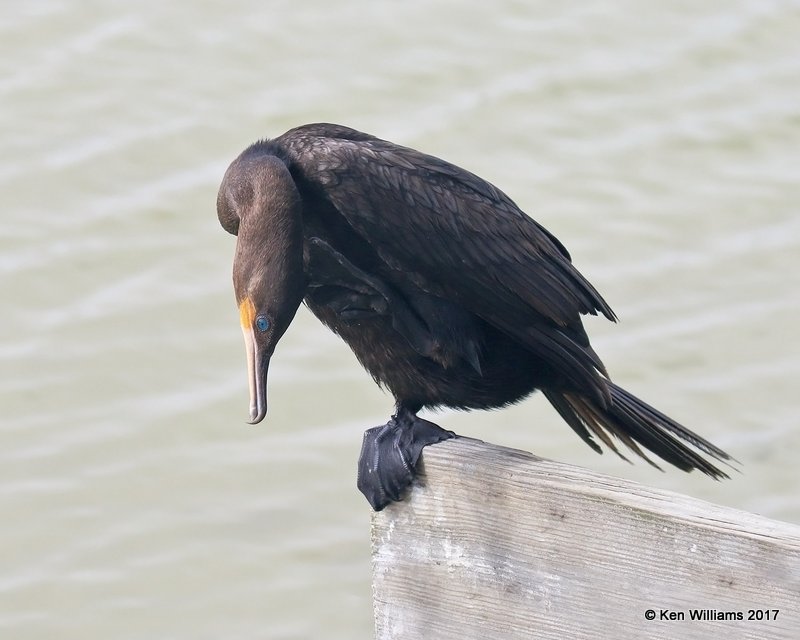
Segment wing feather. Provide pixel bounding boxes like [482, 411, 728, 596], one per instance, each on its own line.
[279, 124, 615, 395]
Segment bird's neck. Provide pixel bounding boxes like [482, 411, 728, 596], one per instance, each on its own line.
[233, 156, 308, 298]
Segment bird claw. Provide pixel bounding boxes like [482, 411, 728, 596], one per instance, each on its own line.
[357, 412, 455, 511]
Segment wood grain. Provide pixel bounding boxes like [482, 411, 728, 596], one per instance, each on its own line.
[371, 437, 800, 639]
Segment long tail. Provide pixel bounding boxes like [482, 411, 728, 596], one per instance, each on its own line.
[543, 381, 735, 478]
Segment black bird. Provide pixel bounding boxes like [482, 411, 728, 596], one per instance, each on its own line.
[217, 123, 733, 511]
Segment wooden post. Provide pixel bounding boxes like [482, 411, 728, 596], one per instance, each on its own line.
[370, 437, 800, 640]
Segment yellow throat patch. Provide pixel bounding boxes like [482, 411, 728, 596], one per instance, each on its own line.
[238, 297, 256, 328]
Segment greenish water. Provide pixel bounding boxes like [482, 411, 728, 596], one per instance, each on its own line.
[2, 1, 799, 638]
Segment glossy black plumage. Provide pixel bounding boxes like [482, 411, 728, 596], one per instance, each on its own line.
[218, 123, 734, 510]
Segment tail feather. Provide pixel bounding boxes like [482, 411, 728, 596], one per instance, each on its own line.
[545, 381, 735, 479]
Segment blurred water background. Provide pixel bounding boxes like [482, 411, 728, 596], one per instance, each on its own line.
[1, 1, 799, 638]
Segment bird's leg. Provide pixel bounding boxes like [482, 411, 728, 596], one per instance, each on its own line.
[357, 405, 455, 511]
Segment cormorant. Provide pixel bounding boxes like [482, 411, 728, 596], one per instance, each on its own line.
[217, 123, 733, 511]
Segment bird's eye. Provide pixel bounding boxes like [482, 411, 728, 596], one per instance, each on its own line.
[255, 315, 270, 332]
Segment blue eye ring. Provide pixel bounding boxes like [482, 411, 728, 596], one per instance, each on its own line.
[255, 315, 270, 332]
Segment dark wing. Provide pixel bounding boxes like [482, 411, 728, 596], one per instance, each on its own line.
[279, 123, 617, 401]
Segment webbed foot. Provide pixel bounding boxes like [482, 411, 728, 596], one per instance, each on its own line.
[357, 408, 455, 511]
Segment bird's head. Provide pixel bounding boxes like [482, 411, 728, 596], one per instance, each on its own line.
[217, 151, 307, 424]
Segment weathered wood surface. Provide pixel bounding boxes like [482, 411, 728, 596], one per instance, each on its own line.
[371, 437, 800, 640]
